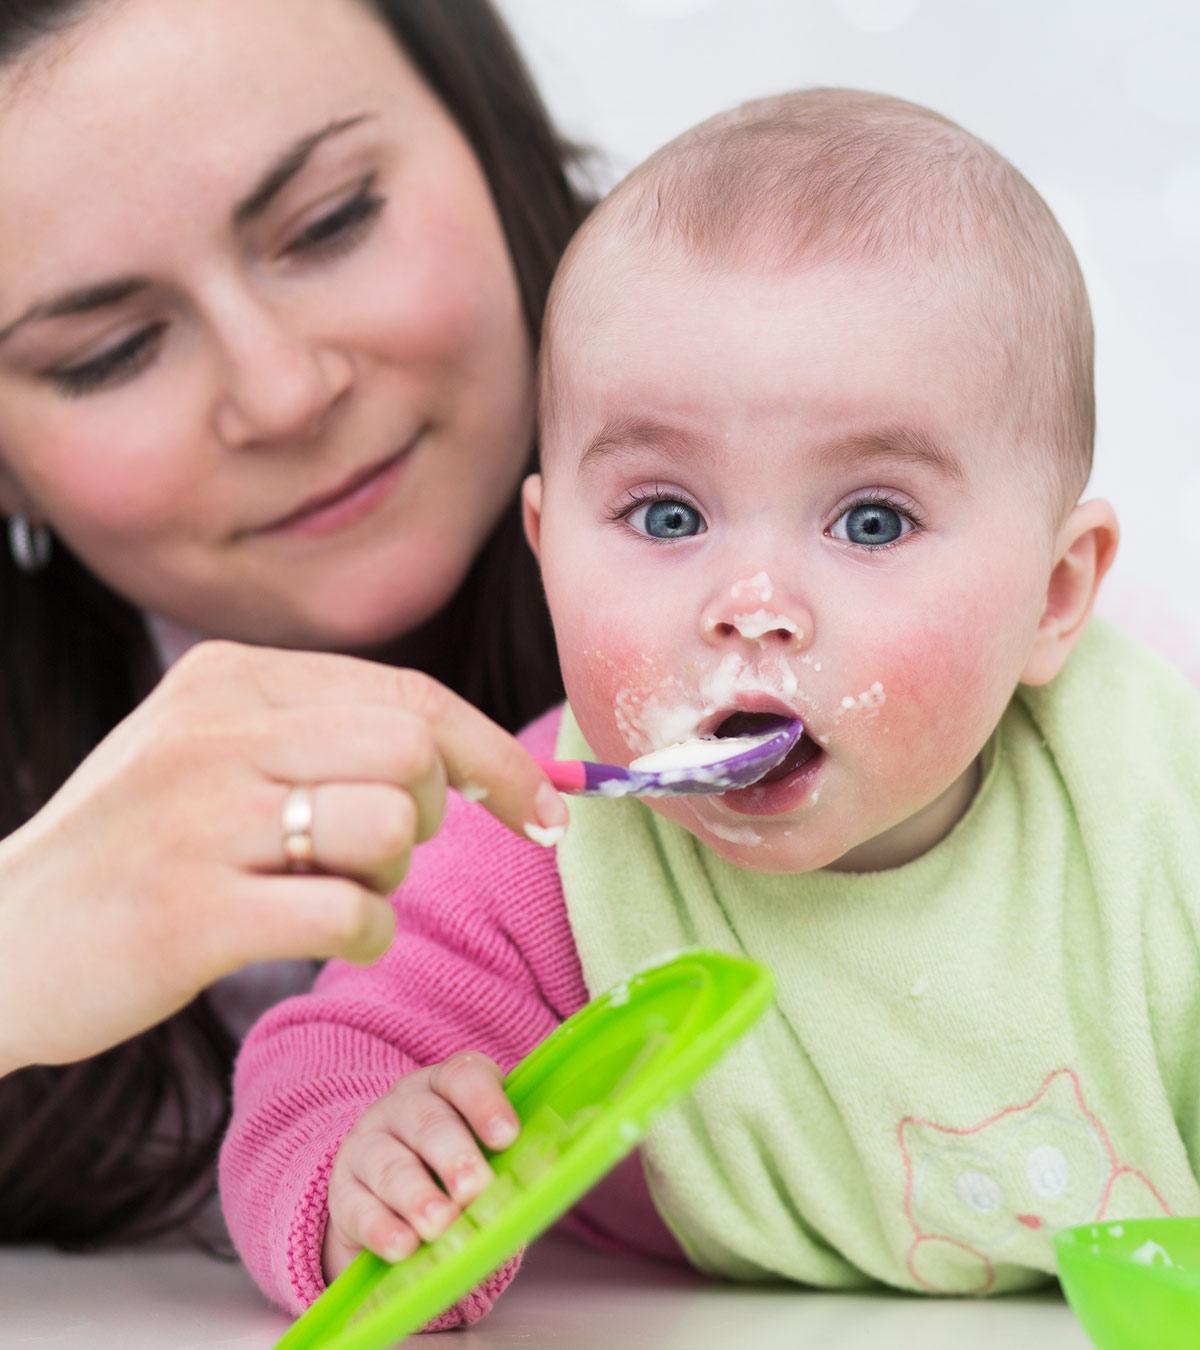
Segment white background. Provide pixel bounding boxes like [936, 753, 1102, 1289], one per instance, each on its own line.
[497, 0, 1200, 656]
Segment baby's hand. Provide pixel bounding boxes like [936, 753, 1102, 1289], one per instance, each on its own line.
[322, 1052, 521, 1282]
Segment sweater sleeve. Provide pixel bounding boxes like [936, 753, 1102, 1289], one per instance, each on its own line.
[219, 709, 592, 1327]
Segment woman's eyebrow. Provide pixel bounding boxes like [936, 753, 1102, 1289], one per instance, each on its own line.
[232, 112, 377, 226]
[0, 113, 379, 347]
[0, 277, 147, 346]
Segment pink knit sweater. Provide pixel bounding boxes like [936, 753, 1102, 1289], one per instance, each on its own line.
[219, 708, 682, 1329]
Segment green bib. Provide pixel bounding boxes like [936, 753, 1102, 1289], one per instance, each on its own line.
[554, 621, 1200, 1293]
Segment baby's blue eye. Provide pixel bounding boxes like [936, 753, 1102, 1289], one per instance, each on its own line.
[632, 499, 705, 539]
[834, 503, 910, 547]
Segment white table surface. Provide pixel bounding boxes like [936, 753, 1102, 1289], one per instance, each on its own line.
[0, 1231, 1091, 1349]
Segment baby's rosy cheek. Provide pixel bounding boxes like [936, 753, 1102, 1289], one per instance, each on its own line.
[853, 623, 1014, 784]
[560, 625, 674, 760]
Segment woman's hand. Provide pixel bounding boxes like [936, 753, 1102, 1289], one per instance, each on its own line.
[322, 1052, 519, 1280]
[0, 642, 567, 1076]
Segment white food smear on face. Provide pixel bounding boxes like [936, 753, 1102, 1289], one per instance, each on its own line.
[1131, 1239, 1173, 1266]
[614, 652, 807, 757]
[729, 610, 801, 643]
[730, 571, 773, 603]
[837, 681, 886, 716]
[705, 819, 764, 846]
[459, 782, 489, 803]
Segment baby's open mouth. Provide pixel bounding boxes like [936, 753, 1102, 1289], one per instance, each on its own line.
[712, 710, 823, 784]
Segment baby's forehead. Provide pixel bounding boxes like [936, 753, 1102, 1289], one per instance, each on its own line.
[545, 245, 1012, 481]
[547, 229, 1000, 403]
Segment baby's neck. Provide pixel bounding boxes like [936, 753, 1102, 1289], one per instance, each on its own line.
[824, 757, 983, 874]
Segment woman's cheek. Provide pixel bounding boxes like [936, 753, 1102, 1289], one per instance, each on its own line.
[25, 429, 186, 537]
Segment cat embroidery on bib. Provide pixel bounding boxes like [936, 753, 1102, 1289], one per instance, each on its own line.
[898, 1067, 1170, 1293]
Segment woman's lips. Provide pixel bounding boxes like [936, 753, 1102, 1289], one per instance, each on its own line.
[255, 438, 419, 539]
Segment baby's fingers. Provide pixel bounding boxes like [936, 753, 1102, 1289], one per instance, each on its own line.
[357, 1127, 465, 1242]
[324, 1174, 419, 1280]
[426, 1052, 521, 1161]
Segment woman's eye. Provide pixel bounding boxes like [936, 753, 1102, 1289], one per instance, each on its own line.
[286, 178, 386, 259]
[831, 501, 914, 548]
[627, 497, 706, 540]
[48, 324, 166, 398]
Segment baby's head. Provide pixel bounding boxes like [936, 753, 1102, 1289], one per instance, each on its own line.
[525, 88, 1117, 874]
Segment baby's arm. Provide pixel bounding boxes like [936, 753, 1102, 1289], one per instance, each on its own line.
[220, 781, 580, 1326]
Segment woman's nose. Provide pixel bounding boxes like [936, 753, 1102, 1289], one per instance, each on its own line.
[214, 310, 353, 449]
[700, 582, 813, 650]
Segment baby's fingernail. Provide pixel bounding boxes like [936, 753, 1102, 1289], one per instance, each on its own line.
[452, 1158, 493, 1202]
[383, 1234, 415, 1263]
[537, 781, 569, 829]
[416, 1197, 456, 1238]
[488, 1115, 519, 1149]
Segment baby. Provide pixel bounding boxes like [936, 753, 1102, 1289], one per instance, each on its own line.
[222, 89, 1200, 1321]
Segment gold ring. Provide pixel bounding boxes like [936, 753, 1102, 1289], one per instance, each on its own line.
[281, 784, 316, 871]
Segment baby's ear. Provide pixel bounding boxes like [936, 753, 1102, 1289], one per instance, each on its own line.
[521, 473, 544, 561]
[1020, 498, 1120, 686]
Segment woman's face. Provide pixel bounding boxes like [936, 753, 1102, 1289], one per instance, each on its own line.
[0, 0, 533, 648]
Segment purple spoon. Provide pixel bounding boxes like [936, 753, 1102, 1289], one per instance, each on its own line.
[536, 718, 803, 798]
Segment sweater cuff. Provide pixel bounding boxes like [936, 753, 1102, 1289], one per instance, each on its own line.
[285, 1123, 355, 1310]
[419, 1252, 524, 1332]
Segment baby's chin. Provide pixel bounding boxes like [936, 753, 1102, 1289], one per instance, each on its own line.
[648, 798, 850, 875]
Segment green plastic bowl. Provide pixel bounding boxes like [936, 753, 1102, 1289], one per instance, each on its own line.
[1054, 1217, 1200, 1349]
[274, 949, 773, 1350]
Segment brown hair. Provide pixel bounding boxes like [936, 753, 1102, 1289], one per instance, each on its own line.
[545, 88, 1093, 509]
[0, 0, 587, 1249]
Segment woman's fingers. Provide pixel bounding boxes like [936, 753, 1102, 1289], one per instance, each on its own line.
[244, 704, 449, 847]
[384, 669, 568, 843]
[178, 644, 567, 843]
[297, 783, 421, 892]
[243, 777, 424, 891]
[223, 874, 397, 967]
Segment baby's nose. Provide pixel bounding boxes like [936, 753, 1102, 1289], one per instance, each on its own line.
[700, 593, 811, 649]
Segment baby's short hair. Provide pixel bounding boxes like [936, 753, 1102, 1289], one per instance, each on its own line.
[543, 88, 1093, 510]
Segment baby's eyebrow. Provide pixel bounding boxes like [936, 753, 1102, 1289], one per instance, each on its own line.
[577, 417, 964, 484]
[577, 416, 717, 474]
[814, 427, 966, 483]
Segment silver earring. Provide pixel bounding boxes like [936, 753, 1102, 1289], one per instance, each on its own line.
[8, 514, 52, 574]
